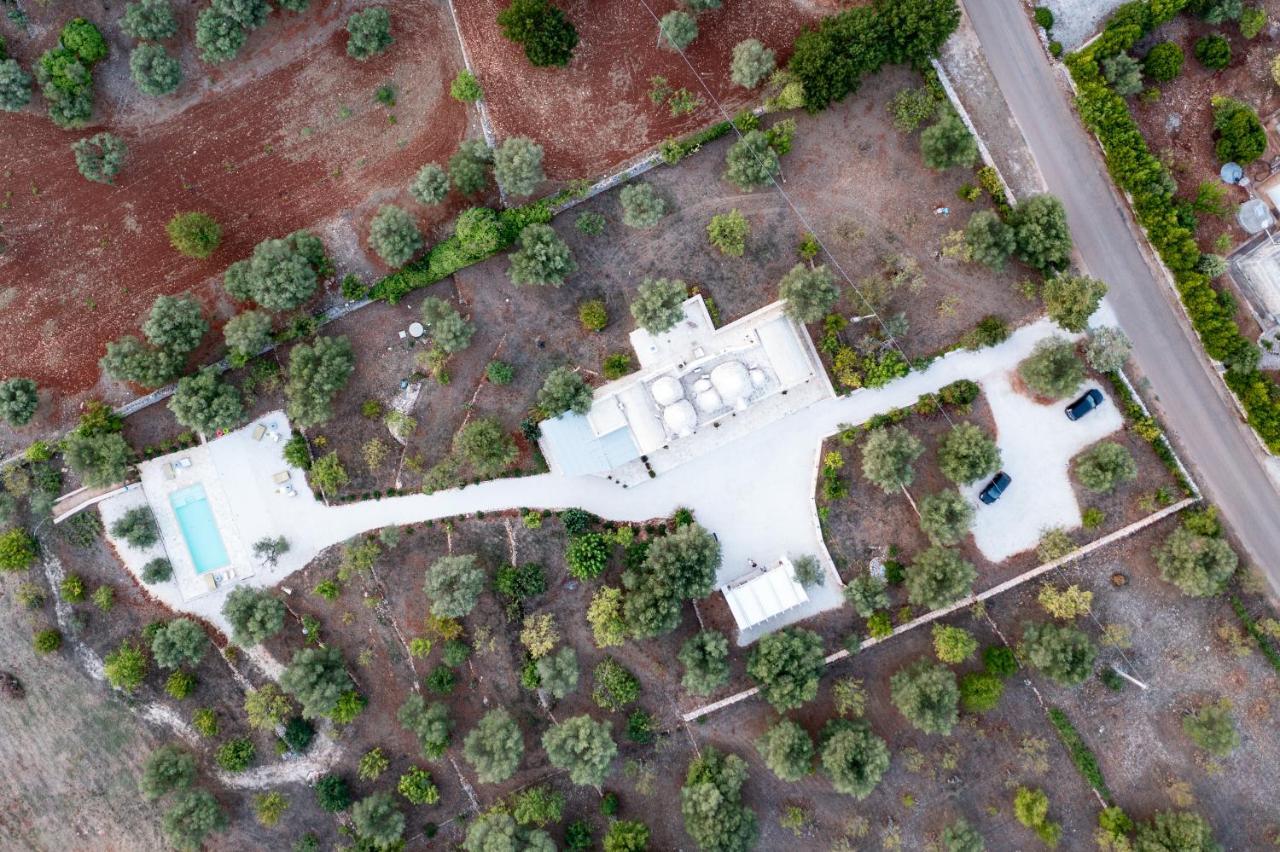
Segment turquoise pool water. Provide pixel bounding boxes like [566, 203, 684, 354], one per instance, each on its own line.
[168, 484, 230, 575]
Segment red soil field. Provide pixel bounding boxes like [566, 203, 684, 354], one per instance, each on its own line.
[454, 0, 825, 179]
[0, 0, 472, 416]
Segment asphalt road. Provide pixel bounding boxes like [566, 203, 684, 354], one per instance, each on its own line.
[962, 1, 1280, 582]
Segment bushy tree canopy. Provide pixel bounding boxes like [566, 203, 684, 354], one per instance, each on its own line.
[1154, 525, 1237, 596]
[941, 817, 986, 852]
[346, 7, 393, 60]
[536, 646, 579, 699]
[122, 0, 178, 40]
[409, 163, 449, 205]
[63, 431, 131, 488]
[1133, 809, 1220, 851]
[221, 586, 285, 646]
[1085, 326, 1131, 372]
[150, 618, 208, 669]
[1182, 699, 1238, 756]
[452, 417, 517, 477]
[166, 211, 222, 259]
[542, 714, 617, 786]
[0, 59, 33, 112]
[111, 506, 159, 548]
[139, 744, 197, 800]
[169, 368, 242, 434]
[820, 718, 890, 798]
[630, 276, 687, 333]
[1018, 337, 1083, 400]
[464, 708, 524, 783]
[493, 136, 545, 196]
[620, 181, 667, 228]
[1074, 442, 1137, 493]
[424, 554, 484, 618]
[280, 645, 356, 719]
[350, 791, 405, 849]
[918, 489, 973, 546]
[779, 263, 839, 323]
[1211, 95, 1266, 164]
[0, 378, 38, 426]
[398, 693, 453, 758]
[538, 366, 592, 416]
[73, 132, 127, 184]
[730, 38, 775, 88]
[844, 573, 889, 617]
[920, 111, 977, 170]
[497, 0, 579, 67]
[368, 204, 421, 267]
[509, 223, 576, 286]
[194, 9, 246, 63]
[421, 296, 476, 353]
[937, 422, 1000, 485]
[449, 140, 492, 195]
[1010, 194, 1072, 273]
[225, 230, 329, 311]
[129, 43, 181, 96]
[755, 718, 814, 781]
[285, 335, 355, 427]
[223, 310, 272, 364]
[162, 789, 227, 850]
[890, 658, 959, 734]
[659, 10, 698, 50]
[904, 546, 976, 609]
[723, 130, 780, 191]
[1043, 274, 1107, 332]
[1020, 621, 1096, 685]
[1144, 41, 1184, 81]
[860, 425, 924, 493]
[678, 629, 730, 695]
[963, 209, 1016, 270]
[746, 627, 825, 712]
[1101, 52, 1143, 96]
[680, 749, 758, 852]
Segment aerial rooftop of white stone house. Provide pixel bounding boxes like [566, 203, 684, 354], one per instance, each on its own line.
[539, 295, 833, 481]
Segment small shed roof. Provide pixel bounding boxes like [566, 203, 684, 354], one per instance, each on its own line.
[723, 557, 810, 631]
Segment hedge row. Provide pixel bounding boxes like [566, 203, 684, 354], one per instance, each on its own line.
[1047, 707, 1114, 804]
[1103, 371, 1193, 495]
[1066, 0, 1280, 453]
[1230, 596, 1280, 674]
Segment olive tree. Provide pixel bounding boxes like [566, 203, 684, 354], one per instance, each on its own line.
[346, 7, 393, 60]
[678, 629, 730, 695]
[630, 277, 687, 333]
[111, 506, 159, 548]
[746, 627, 825, 712]
[221, 586, 285, 646]
[779, 263, 839, 323]
[724, 130, 780, 191]
[194, 9, 246, 63]
[937, 422, 1000, 485]
[509, 223, 576, 286]
[163, 790, 226, 850]
[493, 136, 544, 197]
[1133, 810, 1218, 851]
[1074, 442, 1137, 493]
[730, 38, 775, 88]
[129, 43, 181, 96]
[1011, 194, 1072, 273]
[820, 718, 890, 798]
[1042, 274, 1107, 332]
[464, 708, 524, 783]
[920, 111, 977, 170]
[542, 715, 617, 786]
[1102, 52, 1143, 95]
[1018, 337, 1083, 400]
[1182, 699, 1238, 756]
[918, 490, 973, 546]
[280, 645, 356, 719]
[350, 791, 404, 849]
[223, 310, 272, 364]
[680, 749, 757, 852]
[212, 0, 269, 30]
[535, 646, 579, 699]
[1154, 526, 1238, 597]
[150, 618, 208, 669]
[1019, 621, 1096, 685]
[368, 205, 421, 266]
[904, 546, 976, 609]
[659, 10, 698, 50]
[942, 818, 986, 852]
[225, 230, 329, 311]
[1085, 326, 1131, 372]
[398, 693, 453, 758]
[122, 0, 178, 40]
[963, 210, 1016, 270]
[410, 163, 449, 205]
[755, 718, 813, 781]
[139, 744, 196, 800]
[890, 658, 959, 734]
[63, 431, 130, 488]
[843, 573, 889, 618]
[72, 132, 127, 184]
[0, 59, 33, 112]
[285, 335, 355, 427]
[496, 0, 579, 68]
[466, 810, 555, 852]
[620, 181, 666, 228]
[860, 426, 924, 493]
[420, 297, 475, 353]
[538, 366, 592, 416]
[424, 554, 484, 618]
[452, 417, 517, 476]
[449, 139, 492, 195]
[0, 378, 38, 426]
[169, 368, 242, 434]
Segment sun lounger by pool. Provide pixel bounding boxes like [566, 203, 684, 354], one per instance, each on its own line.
[201, 574, 217, 593]
[272, 470, 291, 484]
[163, 463, 176, 480]
[177, 457, 193, 469]
[252, 424, 267, 441]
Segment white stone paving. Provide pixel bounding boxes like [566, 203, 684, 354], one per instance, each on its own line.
[101, 317, 1119, 642]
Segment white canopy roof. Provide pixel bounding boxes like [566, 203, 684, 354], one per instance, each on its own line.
[723, 557, 810, 631]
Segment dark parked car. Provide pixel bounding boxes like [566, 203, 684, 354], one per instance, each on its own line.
[1065, 388, 1105, 421]
[979, 471, 1011, 505]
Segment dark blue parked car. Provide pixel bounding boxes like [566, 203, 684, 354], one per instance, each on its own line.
[1065, 388, 1105, 421]
[979, 471, 1011, 505]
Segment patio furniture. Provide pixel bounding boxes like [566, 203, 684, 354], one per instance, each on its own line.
[177, 457, 193, 469]
[272, 470, 291, 484]
[252, 423, 267, 441]
[281, 485, 297, 498]
[201, 574, 217, 593]
[163, 463, 176, 480]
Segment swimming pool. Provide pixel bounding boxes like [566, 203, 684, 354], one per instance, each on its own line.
[168, 484, 230, 575]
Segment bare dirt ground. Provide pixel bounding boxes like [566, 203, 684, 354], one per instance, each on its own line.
[452, 0, 823, 180]
[0, 0, 474, 429]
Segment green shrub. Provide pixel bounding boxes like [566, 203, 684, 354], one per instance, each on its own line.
[1194, 34, 1230, 69]
[450, 69, 482, 102]
[1144, 41, 1183, 80]
[347, 7, 393, 61]
[1211, 95, 1266, 164]
[167, 212, 222, 259]
[1033, 6, 1054, 28]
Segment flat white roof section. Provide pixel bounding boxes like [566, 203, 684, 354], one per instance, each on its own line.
[723, 556, 810, 631]
[757, 315, 815, 388]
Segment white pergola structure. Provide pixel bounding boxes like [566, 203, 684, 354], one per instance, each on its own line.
[722, 556, 810, 633]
